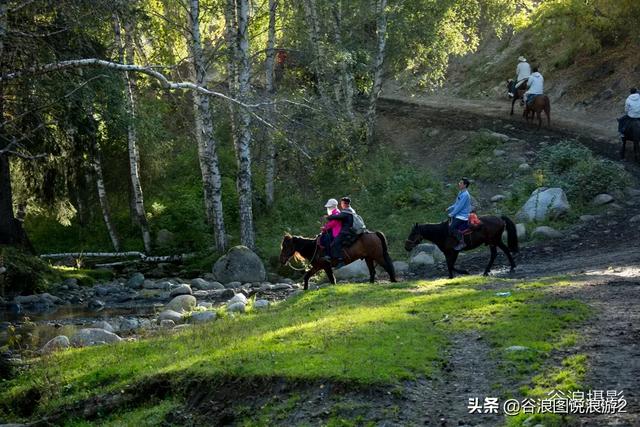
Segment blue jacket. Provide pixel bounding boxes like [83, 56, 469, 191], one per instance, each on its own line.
[447, 190, 471, 220]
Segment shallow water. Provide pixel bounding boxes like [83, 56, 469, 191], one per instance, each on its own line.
[0, 304, 161, 350]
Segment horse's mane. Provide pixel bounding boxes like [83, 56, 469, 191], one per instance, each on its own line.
[417, 222, 449, 242]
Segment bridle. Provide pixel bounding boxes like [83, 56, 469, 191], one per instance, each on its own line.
[283, 237, 319, 271]
[405, 227, 422, 248]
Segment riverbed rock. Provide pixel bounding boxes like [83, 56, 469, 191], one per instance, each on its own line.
[159, 310, 183, 323]
[92, 321, 114, 332]
[116, 317, 140, 332]
[70, 328, 122, 347]
[191, 278, 225, 291]
[409, 243, 445, 263]
[393, 261, 409, 275]
[532, 226, 563, 239]
[126, 273, 145, 289]
[169, 284, 192, 297]
[228, 293, 248, 305]
[591, 193, 614, 206]
[502, 223, 527, 241]
[190, 311, 217, 323]
[165, 295, 196, 312]
[227, 302, 246, 313]
[87, 299, 105, 311]
[42, 336, 70, 354]
[160, 320, 175, 328]
[212, 245, 266, 284]
[253, 299, 270, 310]
[491, 194, 506, 203]
[272, 283, 292, 291]
[410, 252, 435, 267]
[516, 187, 570, 222]
[334, 260, 370, 280]
[14, 293, 61, 307]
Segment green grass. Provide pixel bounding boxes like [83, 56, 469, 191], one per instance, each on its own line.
[0, 276, 591, 424]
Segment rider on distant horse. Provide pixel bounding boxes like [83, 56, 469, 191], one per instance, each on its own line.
[524, 66, 544, 106]
[618, 87, 640, 143]
[509, 56, 531, 98]
[320, 198, 342, 254]
[322, 196, 365, 267]
[446, 178, 472, 251]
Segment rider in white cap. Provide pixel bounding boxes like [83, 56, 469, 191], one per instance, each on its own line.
[509, 56, 531, 98]
[320, 199, 341, 260]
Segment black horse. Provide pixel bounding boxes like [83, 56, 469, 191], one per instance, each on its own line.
[404, 216, 519, 278]
[621, 119, 640, 161]
[507, 79, 526, 116]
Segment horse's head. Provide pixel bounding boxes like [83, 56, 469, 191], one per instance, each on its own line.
[279, 234, 295, 265]
[404, 223, 422, 251]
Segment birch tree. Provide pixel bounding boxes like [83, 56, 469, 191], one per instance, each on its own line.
[118, 13, 152, 253]
[330, 0, 355, 119]
[91, 137, 121, 251]
[301, 0, 329, 104]
[233, 0, 256, 249]
[264, 0, 278, 208]
[188, 0, 227, 251]
[365, 0, 388, 145]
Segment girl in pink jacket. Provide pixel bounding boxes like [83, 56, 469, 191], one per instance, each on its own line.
[321, 199, 341, 251]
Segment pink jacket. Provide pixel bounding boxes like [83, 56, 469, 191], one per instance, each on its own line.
[322, 208, 342, 237]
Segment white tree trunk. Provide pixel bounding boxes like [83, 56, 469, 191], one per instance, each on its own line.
[188, 0, 227, 252]
[264, 0, 278, 208]
[301, 0, 328, 103]
[121, 17, 152, 253]
[365, 0, 388, 144]
[331, 0, 354, 119]
[234, 0, 255, 249]
[92, 147, 120, 251]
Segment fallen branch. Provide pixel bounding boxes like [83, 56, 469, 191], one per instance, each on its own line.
[40, 251, 196, 263]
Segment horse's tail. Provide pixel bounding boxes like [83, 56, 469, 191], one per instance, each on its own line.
[501, 216, 519, 253]
[375, 231, 396, 281]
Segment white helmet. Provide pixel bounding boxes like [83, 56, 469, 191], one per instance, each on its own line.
[518, 56, 527, 62]
[324, 198, 338, 208]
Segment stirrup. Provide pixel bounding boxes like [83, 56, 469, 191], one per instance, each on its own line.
[454, 242, 466, 251]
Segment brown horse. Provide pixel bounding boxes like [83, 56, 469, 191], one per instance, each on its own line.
[507, 79, 526, 116]
[404, 216, 518, 279]
[280, 232, 397, 289]
[523, 95, 551, 128]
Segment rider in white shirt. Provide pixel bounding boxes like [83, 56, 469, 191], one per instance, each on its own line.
[524, 67, 544, 105]
[618, 88, 640, 142]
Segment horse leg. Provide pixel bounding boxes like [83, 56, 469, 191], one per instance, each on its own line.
[365, 258, 376, 283]
[621, 138, 626, 159]
[324, 267, 336, 285]
[536, 110, 542, 129]
[635, 139, 639, 162]
[303, 265, 321, 290]
[483, 245, 498, 276]
[446, 254, 455, 279]
[497, 241, 516, 272]
[510, 97, 516, 116]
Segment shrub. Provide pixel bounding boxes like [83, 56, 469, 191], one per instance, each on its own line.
[0, 246, 54, 296]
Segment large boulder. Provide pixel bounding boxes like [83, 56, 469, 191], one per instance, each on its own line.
[502, 223, 527, 241]
[392, 261, 409, 275]
[409, 252, 434, 267]
[169, 284, 192, 297]
[190, 311, 217, 324]
[165, 295, 197, 313]
[212, 246, 266, 284]
[333, 260, 370, 280]
[516, 187, 570, 222]
[70, 328, 122, 347]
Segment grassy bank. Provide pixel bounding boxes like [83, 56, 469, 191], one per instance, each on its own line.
[1, 276, 590, 425]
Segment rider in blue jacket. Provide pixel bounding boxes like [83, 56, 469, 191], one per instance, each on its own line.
[446, 178, 472, 251]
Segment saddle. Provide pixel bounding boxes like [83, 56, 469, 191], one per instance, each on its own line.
[461, 213, 483, 235]
[341, 228, 367, 248]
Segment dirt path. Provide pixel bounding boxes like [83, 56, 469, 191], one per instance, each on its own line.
[374, 93, 640, 426]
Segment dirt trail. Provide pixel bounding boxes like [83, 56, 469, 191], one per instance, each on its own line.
[374, 93, 640, 426]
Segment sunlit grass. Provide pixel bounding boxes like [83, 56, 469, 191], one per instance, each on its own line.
[1, 276, 591, 422]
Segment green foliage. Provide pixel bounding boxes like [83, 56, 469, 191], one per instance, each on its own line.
[527, 0, 640, 68]
[535, 142, 630, 203]
[0, 246, 55, 295]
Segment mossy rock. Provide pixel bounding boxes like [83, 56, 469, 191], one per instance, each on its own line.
[0, 246, 55, 296]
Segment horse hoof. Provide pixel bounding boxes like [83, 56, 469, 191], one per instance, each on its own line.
[483, 272, 489, 277]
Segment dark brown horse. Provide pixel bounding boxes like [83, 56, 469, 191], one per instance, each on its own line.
[621, 119, 640, 161]
[507, 79, 526, 116]
[280, 232, 397, 289]
[523, 95, 551, 128]
[404, 216, 518, 279]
